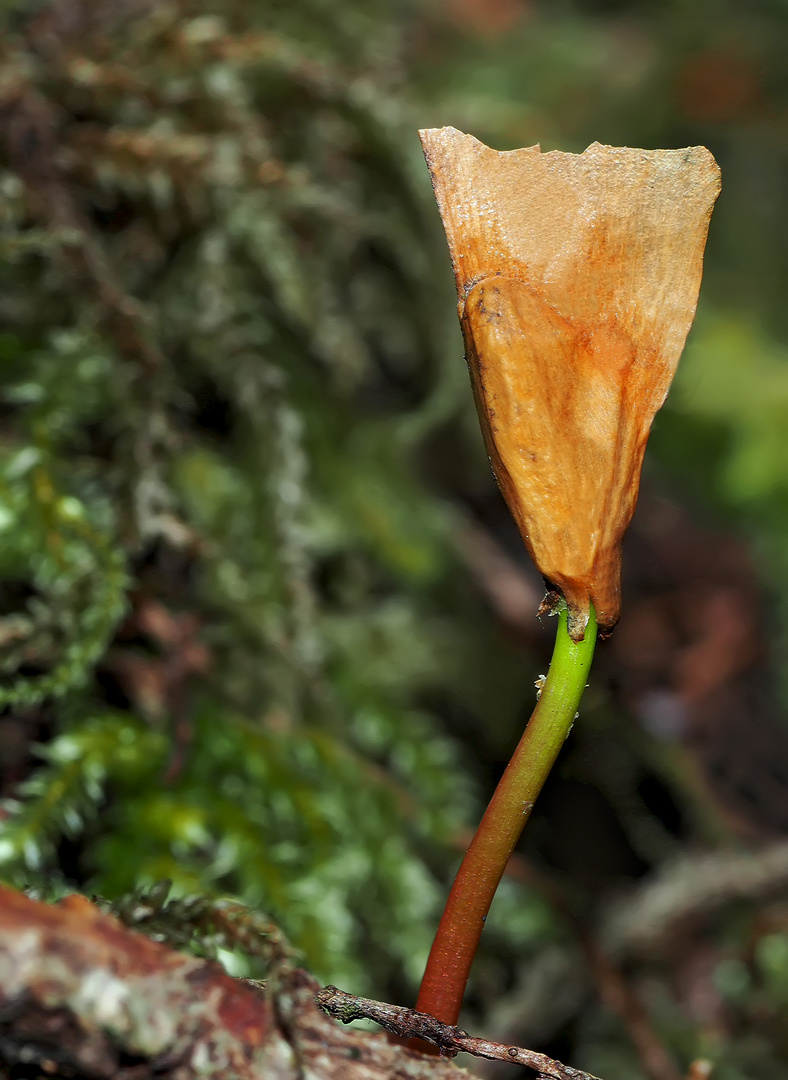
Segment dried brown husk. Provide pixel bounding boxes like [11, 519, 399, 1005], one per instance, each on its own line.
[420, 128, 721, 639]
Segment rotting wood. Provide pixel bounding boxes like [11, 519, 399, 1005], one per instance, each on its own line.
[0, 884, 464, 1080]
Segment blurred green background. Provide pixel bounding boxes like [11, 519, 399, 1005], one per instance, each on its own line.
[2, 1, 788, 1077]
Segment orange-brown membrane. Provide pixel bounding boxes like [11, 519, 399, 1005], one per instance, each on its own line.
[420, 129, 720, 639]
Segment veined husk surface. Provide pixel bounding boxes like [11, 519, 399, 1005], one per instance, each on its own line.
[420, 128, 721, 639]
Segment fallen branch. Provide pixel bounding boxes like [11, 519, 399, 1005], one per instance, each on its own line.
[315, 985, 603, 1080]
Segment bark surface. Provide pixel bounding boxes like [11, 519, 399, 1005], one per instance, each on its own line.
[0, 885, 464, 1080]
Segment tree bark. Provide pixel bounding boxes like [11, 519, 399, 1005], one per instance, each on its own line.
[0, 885, 464, 1080]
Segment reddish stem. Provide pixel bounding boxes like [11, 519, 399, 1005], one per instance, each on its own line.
[415, 606, 597, 1027]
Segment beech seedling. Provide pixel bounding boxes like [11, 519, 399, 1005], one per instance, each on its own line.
[415, 129, 720, 1028]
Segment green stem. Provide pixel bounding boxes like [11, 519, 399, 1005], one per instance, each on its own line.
[415, 605, 597, 1027]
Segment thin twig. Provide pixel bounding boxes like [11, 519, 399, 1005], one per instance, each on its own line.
[315, 985, 604, 1080]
